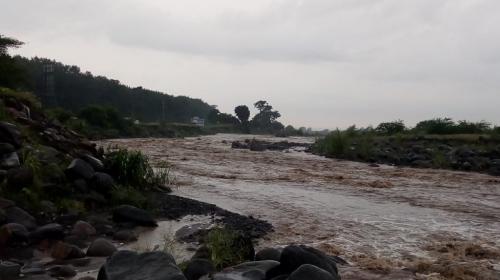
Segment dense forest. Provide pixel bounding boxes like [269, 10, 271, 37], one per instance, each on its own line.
[11, 56, 214, 123]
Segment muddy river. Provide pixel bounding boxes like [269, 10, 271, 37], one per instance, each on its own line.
[100, 134, 500, 279]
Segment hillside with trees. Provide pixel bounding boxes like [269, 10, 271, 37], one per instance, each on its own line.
[11, 56, 214, 123]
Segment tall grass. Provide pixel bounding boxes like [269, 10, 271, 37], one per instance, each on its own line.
[105, 147, 172, 190]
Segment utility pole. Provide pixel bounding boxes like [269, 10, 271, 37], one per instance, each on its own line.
[42, 64, 57, 107]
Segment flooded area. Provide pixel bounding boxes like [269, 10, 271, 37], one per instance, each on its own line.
[100, 134, 500, 278]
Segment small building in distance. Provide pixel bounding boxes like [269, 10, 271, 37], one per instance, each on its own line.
[191, 116, 205, 127]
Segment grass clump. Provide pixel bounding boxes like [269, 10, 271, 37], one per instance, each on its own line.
[105, 147, 172, 190]
[0, 87, 41, 109]
[206, 227, 254, 270]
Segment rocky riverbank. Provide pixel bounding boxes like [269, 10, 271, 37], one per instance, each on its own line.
[0, 91, 347, 280]
[231, 136, 500, 176]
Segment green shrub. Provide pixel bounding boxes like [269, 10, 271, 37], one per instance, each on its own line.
[207, 228, 253, 270]
[105, 147, 171, 190]
[432, 151, 449, 168]
[0, 87, 41, 109]
[376, 120, 406, 135]
[318, 129, 350, 157]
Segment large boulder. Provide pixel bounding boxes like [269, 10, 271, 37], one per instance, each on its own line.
[288, 264, 337, 280]
[271, 245, 339, 279]
[65, 158, 95, 180]
[0, 223, 29, 245]
[51, 241, 86, 260]
[249, 140, 266, 152]
[48, 265, 77, 278]
[6, 167, 34, 189]
[90, 172, 115, 193]
[0, 122, 22, 148]
[200, 261, 280, 280]
[29, 223, 65, 243]
[0, 197, 15, 209]
[0, 261, 21, 280]
[183, 259, 216, 280]
[86, 238, 117, 257]
[113, 230, 138, 242]
[97, 250, 186, 280]
[0, 143, 15, 155]
[112, 205, 158, 227]
[71, 220, 97, 239]
[255, 248, 281, 262]
[82, 154, 104, 171]
[0, 152, 19, 169]
[5, 206, 36, 230]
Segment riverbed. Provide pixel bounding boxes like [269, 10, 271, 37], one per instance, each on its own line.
[100, 134, 500, 279]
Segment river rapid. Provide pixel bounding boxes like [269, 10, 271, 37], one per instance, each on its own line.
[100, 134, 500, 279]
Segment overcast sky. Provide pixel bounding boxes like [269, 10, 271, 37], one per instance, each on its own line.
[2, 0, 499, 129]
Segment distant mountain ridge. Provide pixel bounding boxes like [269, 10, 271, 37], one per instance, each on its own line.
[13, 56, 214, 123]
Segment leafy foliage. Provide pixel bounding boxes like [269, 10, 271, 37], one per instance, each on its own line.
[376, 120, 406, 135]
[11, 56, 214, 123]
[234, 105, 250, 123]
[207, 228, 253, 270]
[250, 100, 284, 133]
[415, 118, 491, 134]
[104, 148, 171, 190]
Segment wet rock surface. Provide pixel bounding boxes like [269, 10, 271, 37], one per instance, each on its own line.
[97, 251, 186, 280]
[112, 205, 158, 227]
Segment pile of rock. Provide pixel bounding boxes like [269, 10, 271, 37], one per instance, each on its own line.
[98, 245, 344, 280]
[0, 203, 157, 279]
[231, 139, 311, 152]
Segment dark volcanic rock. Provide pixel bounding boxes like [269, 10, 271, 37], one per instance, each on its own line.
[0, 143, 15, 155]
[0, 152, 20, 169]
[6, 167, 34, 189]
[82, 154, 104, 171]
[231, 141, 249, 149]
[0, 261, 21, 280]
[90, 172, 115, 193]
[249, 140, 266, 152]
[71, 220, 97, 239]
[29, 223, 65, 243]
[51, 241, 86, 260]
[0, 197, 15, 209]
[5, 206, 36, 230]
[201, 261, 280, 280]
[0, 122, 22, 148]
[271, 245, 339, 279]
[175, 223, 210, 243]
[48, 265, 77, 278]
[156, 194, 272, 239]
[87, 238, 117, 257]
[113, 230, 138, 242]
[97, 250, 186, 280]
[112, 205, 157, 227]
[255, 248, 282, 262]
[183, 259, 215, 280]
[288, 264, 338, 280]
[0, 223, 29, 245]
[65, 158, 95, 180]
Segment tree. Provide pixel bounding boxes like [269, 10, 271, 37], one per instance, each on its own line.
[376, 120, 405, 135]
[250, 100, 283, 133]
[0, 35, 26, 89]
[234, 105, 250, 123]
[0, 35, 23, 55]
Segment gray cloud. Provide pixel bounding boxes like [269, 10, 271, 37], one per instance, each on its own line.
[2, 0, 500, 128]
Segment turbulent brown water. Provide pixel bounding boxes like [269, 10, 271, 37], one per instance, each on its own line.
[100, 134, 500, 279]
